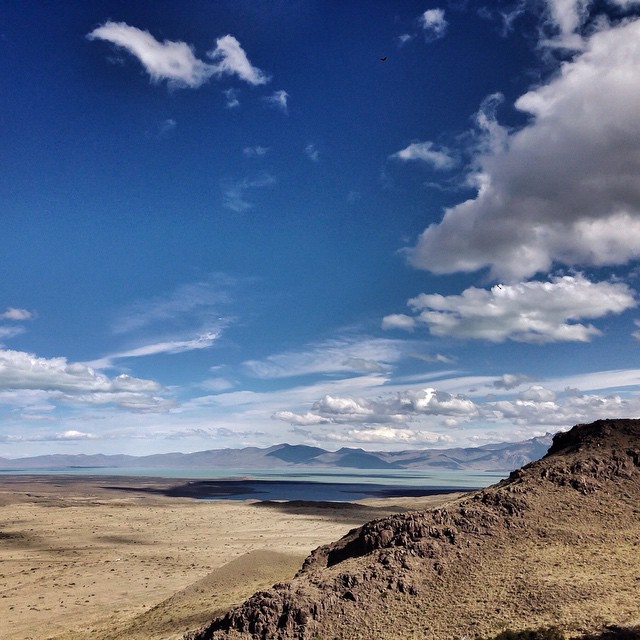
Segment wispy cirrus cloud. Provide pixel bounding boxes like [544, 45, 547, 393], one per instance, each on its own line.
[410, 352, 455, 365]
[223, 173, 276, 212]
[243, 336, 409, 379]
[87, 22, 269, 89]
[0, 326, 27, 340]
[304, 143, 319, 162]
[0, 308, 34, 343]
[146, 118, 176, 139]
[87, 332, 221, 369]
[390, 141, 456, 170]
[397, 33, 414, 47]
[111, 274, 235, 335]
[243, 145, 269, 158]
[383, 274, 636, 343]
[263, 90, 289, 114]
[490, 373, 539, 390]
[199, 376, 235, 393]
[537, 368, 640, 394]
[90, 275, 238, 369]
[223, 87, 240, 108]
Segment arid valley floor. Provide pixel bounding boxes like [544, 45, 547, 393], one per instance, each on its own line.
[0, 475, 458, 640]
[1, 420, 639, 640]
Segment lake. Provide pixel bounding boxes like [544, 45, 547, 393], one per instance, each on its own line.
[0, 465, 507, 501]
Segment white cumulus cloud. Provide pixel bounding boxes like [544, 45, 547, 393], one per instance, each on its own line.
[541, 0, 591, 47]
[273, 387, 478, 428]
[0, 349, 168, 412]
[207, 34, 270, 85]
[420, 9, 448, 41]
[87, 22, 268, 89]
[0, 308, 33, 342]
[407, 18, 640, 280]
[381, 314, 416, 332]
[488, 387, 640, 426]
[518, 385, 557, 402]
[383, 275, 636, 343]
[393, 387, 478, 416]
[314, 395, 376, 418]
[1, 308, 32, 320]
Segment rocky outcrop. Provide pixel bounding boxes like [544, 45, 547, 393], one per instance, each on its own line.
[186, 419, 640, 640]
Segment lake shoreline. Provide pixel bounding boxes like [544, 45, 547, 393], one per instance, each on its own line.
[99, 477, 473, 501]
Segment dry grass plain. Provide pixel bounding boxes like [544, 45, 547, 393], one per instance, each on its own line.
[0, 474, 459, 640]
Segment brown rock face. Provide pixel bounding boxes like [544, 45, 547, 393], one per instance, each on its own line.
[186, 419, 640, 640]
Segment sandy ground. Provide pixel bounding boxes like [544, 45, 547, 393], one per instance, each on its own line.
[0, 475, 462, 640]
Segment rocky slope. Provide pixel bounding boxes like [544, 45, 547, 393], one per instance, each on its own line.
[186, 419, 640, 640]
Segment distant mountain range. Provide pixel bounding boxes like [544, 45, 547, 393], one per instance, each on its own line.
[0, 434, 554, 472]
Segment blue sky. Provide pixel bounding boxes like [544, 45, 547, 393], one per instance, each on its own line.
[2, 0, 640, 457]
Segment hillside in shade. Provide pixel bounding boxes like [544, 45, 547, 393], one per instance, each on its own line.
[0, 434, 552, 473]
[186, 419, 640, 640]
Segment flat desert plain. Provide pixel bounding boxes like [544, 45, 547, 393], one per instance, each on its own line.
[0, 475, 462, 640]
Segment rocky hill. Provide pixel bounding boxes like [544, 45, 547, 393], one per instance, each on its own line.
[186, 419, 640, 640]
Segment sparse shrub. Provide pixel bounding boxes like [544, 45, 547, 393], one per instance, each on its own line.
[484, 626, 640, 640]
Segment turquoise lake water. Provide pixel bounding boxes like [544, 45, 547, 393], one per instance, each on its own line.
[0, 465, 507, 496]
